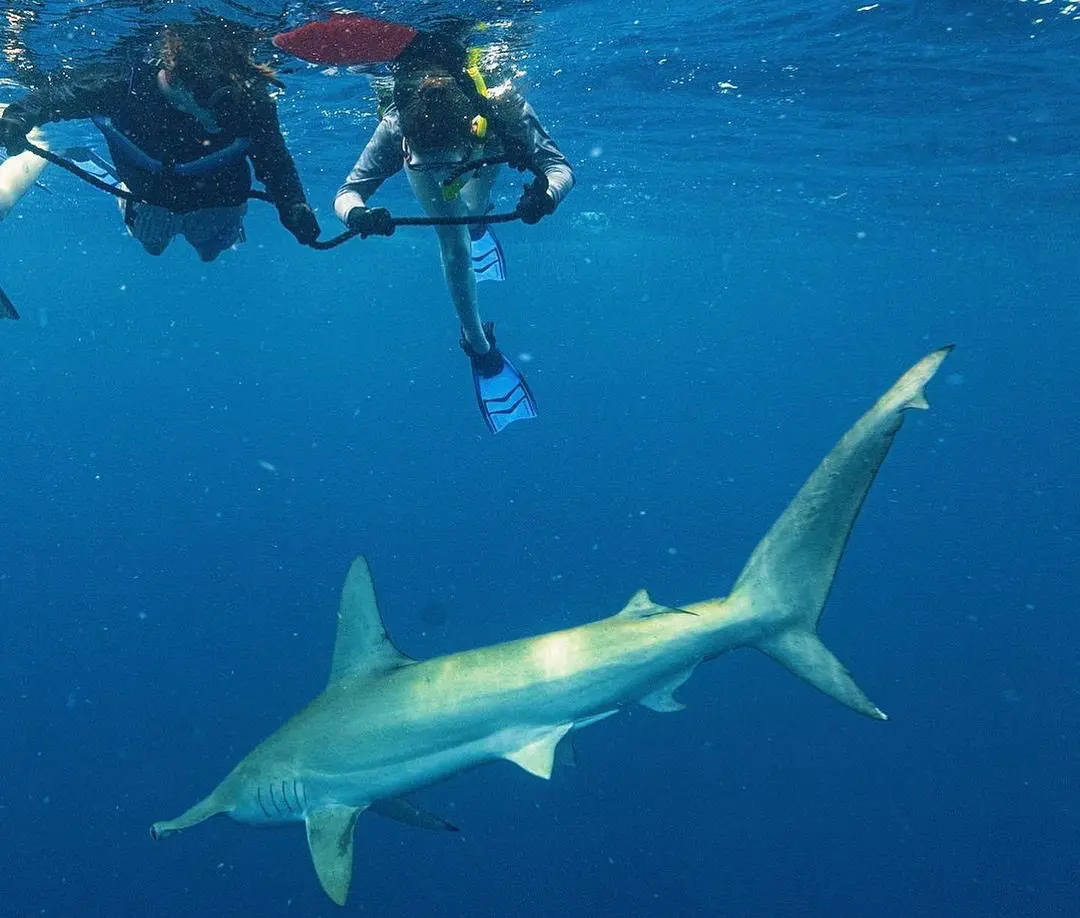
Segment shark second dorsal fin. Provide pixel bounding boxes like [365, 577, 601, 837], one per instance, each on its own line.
[615, 589, 697, 621]
[329, 556, 414, 686]
[305, 804, 365, 906]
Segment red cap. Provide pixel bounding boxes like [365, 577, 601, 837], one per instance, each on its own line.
[272, 15, 419, 65]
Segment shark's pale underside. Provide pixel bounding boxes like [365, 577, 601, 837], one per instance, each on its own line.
[152, 346, 953, 905]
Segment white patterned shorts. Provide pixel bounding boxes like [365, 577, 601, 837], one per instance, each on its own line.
[124, 200, 247, 262]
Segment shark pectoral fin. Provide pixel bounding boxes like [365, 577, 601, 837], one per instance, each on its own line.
[329, 556, 414, 687]
[504, 724, 574, 779]
[369, 798, 459, 833]
[638, 665, 698, 713]
[759, 629, 886, 720]
[305, 804, 366, 906]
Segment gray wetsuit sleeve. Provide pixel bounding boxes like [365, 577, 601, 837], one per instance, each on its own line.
[496, 93, 575, 205]
[334, 114, 404, 223]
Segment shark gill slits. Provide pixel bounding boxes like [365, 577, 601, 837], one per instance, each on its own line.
[280, 780, 294, 813]
[256, 786, 272, 818]
[291, 779, 302, 812]
[268, 782, 282, 814]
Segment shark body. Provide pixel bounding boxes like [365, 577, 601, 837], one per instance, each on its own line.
[152, 347, 952, 905]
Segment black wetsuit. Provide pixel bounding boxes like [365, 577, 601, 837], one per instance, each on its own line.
[2, 62, 307, 215]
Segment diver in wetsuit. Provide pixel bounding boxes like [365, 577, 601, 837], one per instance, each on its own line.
[334, 34, 574, 431]
[0, 22, 320, 261]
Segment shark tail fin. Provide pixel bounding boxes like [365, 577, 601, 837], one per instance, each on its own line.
[729, 346, 953, 720]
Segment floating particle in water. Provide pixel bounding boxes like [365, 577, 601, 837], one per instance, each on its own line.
[572, 211, 611, 234]
[257, 459, 277, 473]
[517, 352, 534, 364]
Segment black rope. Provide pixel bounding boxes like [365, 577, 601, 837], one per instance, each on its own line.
[15, 140, 541, 251]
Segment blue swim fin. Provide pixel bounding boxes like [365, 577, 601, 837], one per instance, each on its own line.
[462, 322, 537, 433]
[469, 223, 506, 283]
[63, 147, 122, 189]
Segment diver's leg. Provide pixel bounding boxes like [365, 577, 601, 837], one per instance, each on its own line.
[458, 164, 499, 218]
[181, 204, 246, 262]
[405, 167, 488, 354]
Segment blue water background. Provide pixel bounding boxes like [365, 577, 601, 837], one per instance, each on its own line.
[1, 1, 1077, 915]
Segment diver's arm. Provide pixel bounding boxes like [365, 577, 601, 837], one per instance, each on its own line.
[334, 116, 404, 223]
[243, 92, 309, 211]
[1, 63, 131, 129]
[497, 94, 575, 205]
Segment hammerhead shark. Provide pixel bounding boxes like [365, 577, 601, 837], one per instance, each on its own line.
[151, 346, 952, 905]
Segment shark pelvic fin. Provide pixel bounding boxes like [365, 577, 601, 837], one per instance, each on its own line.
[305, 804, 366, 906]
[504, 724, 574, 779]
[369, 797, 459, 832]
[730, 346, 952, 719]
[639, 665, 698, 712]
[329, 556, 414, 686]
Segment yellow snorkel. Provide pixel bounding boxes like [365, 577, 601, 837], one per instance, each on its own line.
[441, 47, 492, 202]
[465, 47, 490, 98]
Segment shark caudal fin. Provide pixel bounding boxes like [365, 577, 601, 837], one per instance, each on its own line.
[730, 346, 953, 719]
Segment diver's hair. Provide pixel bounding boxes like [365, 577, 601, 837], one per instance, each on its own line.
[158, 22, 279, 98]
[393, 66, 476, 152]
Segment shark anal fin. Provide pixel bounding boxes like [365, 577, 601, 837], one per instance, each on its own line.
[369, 797, 459, 833]
[305, 804, 365, 906]
[504, 724, 573, 779]
[329, 556, 414, 686]
[639, 665, 697, 712]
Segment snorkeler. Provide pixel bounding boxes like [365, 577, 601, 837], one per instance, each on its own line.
[332, 32, 575, 432]
[0, 21, 320, 261]
[0, 105, 50, 228]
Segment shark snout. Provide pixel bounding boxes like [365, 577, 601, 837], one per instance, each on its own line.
[149, 793, 226, 841]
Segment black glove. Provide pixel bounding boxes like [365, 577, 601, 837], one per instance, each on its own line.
[516, 184, 556, 225]
[346, 206, 395, 238]
[280, 202, 321, 245]
[0, 112, 31, 155]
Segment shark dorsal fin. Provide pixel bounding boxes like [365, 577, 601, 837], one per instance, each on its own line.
[329, 556, 413, 686]
[305, 804, 365, 906]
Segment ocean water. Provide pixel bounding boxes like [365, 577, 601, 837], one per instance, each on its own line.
[0, 1, 1077, 916]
